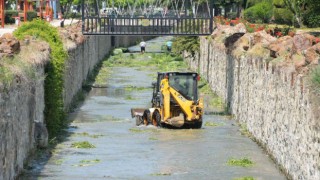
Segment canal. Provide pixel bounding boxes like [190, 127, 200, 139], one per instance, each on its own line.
[21, 37, 286, 180]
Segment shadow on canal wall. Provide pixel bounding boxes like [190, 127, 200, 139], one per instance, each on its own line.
[184, 24, 320, 179]
[0, 24, 152, 179]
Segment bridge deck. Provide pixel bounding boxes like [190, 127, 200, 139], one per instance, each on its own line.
[82, 17, 213, 36]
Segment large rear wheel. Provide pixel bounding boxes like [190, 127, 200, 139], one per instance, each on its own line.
[152, 110, 162, 127]
[193, 120, 202, 129]
[142, 110, 151, 125]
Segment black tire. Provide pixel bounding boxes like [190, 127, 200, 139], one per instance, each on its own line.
[152, 110, 162, 127]
[142, 110, 151, 125]
[193, 120, 203, 129]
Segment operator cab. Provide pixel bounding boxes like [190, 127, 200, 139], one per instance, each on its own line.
[152, 72, 200, 107]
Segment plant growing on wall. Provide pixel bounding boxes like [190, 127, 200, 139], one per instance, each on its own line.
[13, 19, 68, 138]
[172, 36, 200, 55]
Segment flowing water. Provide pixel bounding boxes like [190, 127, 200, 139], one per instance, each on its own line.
[20, 37, 286, 180]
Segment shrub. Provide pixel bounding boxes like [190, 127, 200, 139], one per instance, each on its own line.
[172, 36, 199, 55]
[246, 0, 262, 8]
[13, 19, 68, 137]
[272, 0, 285, 8]
[273, 8, 294, 25]
[304, 11, 320, 28]
[226, 12, 237, 20]
[64, 12, 81, 19]
[244, 1, 273, 23]
[5, 10, 18, 24]
[27, 11, 38, 21]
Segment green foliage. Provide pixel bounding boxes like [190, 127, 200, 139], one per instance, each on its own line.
[13, 19, 68, 137]
[0, 57, 36, 90]
[4, 10, 18, 24]
[101, 53, 187, 71]
[64, 12, 82, 19]
[27, 11, 38, 21]
[233, 177, 255, 180]
[71, 141, 96, 148]
[244, 1, 273, 23]
[246, 0, 262, 8]
[304, 11, 320, 28]
[312, 66, 320, 90]
[273, 8, 294, 25]
[273, 0, 285, 7]
[227, 157, 254, 167]
[172, 36, 200, 55]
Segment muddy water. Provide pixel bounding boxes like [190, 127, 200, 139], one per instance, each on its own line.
[21, 39, 286, 180]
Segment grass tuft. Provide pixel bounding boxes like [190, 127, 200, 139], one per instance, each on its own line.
[233, 176, 255, 180]
[227, 157, 254, 167]
[71, 141, 96, 148]
[204, 122, 224, 127]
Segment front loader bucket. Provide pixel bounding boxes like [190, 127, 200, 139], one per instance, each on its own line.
[131, 108, 146, 118]
[166, 114, 184, 127]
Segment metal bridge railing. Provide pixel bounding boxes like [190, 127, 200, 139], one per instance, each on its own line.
[82, 17, 213, 36]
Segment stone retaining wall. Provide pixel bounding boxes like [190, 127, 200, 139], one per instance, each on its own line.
[184, 36, 320, 179]
[0, 32, 143, 180]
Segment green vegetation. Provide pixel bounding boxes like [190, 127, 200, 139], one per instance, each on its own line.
[129, 128, 146, 133]
[172, 36, 200, 55]
[149, 137, 158, 140]
[244, 1, 273, 23]
[125, 95, 136, 100]
[73, 132, 104, 138]
[27, 11, 38, 21]
[150, 172, 172, 176]
[239, 123, 252, 137]
[4, 10, 18, 24]
[79, 159, 100, 163]
[125, 85, 151, 91]
[311, 66, 320, 91]
[204, 122, 224, 127]
[199, 78, 226, 113]
[94, 52, 188, 86]
[71, 141, 96, 148]
[227, 157, 254, 167]
[72, 159, 100, 167]
[0, 57, 35, 90]
[233, 176, 255, 180]
[54, 159, 64, 165]
[14, 19, 68, 138]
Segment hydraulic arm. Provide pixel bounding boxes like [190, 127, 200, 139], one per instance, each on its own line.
[160, 78, 203, 121]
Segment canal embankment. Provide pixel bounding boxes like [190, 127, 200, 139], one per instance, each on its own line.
[184, 24, 320, 179]
[0, 21, 149, 180]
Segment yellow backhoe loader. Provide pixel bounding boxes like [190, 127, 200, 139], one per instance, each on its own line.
[131, 72, 203, 128]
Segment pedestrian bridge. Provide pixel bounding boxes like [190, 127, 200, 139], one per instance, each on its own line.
[81, 0, 214, 36]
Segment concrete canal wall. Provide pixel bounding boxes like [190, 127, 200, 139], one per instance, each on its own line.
[184, 25, 320, 179]
[0, 26, 143, 180]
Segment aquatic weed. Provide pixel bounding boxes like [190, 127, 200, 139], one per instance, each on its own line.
[233, 176, 255, 180]
[150, 172, 171, 176]
[239, 123, 252, 137]
[73, 132, 104, 138]
[204, 122, 223, 127]
[71, 141, 96, 148]
[149, 137, 158, 140]
[227, 157, 254, 167]
[79, 159, 100, 163]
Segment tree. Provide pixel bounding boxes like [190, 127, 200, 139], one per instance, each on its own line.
[282, 0, 306, 27]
